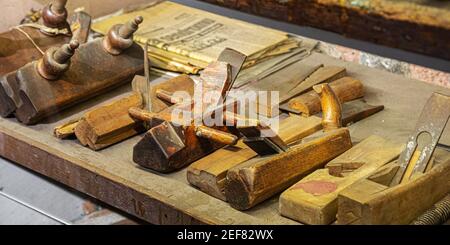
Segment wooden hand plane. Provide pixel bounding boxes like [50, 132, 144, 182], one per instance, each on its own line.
[224, 83, 353, 210]
[337, 92, 450, 225]
[130, 48, 247, 173]
[0, 0, 91, 76]
[279, 135, 403, 225]
[0, 16, 144, 124]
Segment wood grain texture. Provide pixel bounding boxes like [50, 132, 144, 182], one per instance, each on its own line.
[74, 92, 145, 151]
[279, 135, 403, 224]
[341, 99, 384, 126]
[0, 52, 448, 224]
[199, 0, 450, 60]
[281, 66, 346, 104]
[187, 115, 322, 200]
[134, 74, 194, 113]
[225, 128, 352, 210]
[54, 119, 79, 139]
[337, 151, 450, 225]
[314, 83, 342, 131]
[187, 100, 383, 201]
[287, 77, 364, 116]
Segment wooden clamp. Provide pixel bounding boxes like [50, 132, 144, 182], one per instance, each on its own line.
[223, 83, 353, 210]
[0, 16, 144, 124]
[131, 49, 247, 173]
[0, 0, 91, 76]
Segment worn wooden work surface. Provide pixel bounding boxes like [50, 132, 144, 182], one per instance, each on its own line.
[199, 0, 450, 60]
[0, 52, 449, 225]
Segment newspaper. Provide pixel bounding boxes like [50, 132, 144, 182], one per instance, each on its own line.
[92, 1, 291, 73]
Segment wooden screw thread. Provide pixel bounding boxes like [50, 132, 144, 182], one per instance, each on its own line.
[119, 16, 143, 39]
[412, 195, 450, 225]
[314, 83, 342, 131]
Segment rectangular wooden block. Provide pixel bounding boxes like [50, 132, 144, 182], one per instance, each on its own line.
[74, 92, 145, 150]
[279, 135, 403, 224]
[225, 128, 353, 210]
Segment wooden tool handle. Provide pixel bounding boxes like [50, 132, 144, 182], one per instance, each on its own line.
[288, 77, 364, 116]
[195, 125, 238, 145]
[128, 107, 158, 122]
[156, 89, 183, 104]
[314, 83, 342, 131]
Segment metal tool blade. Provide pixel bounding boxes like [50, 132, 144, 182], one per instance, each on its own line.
[144, 41, 152, 112]
[217, 48, 247, 84]
[390, 92, 450, 186]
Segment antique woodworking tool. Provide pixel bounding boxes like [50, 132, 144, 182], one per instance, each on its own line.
[224, 111, 288, 156]
[54, 45, 195, 150]
[279, 135, 403, 225]
[0, 0, 91, 76]
[0, 16, 145, 124]
[187, 99, 384, 201]
[68, 42, 152, 150]
[337, 148, 450, 225]
[390, 92, 450, 186]
[248, 65, 346, 117]
[130, 49, 247, 173]
[337, 93, 450, 225]
[53, 74, 196, 150]
[224, 83, 353, 210]
[281, 77, 365, 116]
[74, 92, 146, 150]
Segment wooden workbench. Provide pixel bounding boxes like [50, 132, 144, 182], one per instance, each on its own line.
[199, 0, 450, 61]
[0, 52, 449, 225]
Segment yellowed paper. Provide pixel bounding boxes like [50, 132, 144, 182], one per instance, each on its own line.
[92, 1, 288, 65]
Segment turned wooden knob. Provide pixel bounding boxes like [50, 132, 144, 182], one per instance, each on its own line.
[313, 83, 343, 131]
[37, 39, 79, 80]
[103, 16, 143, 55]
[41, 0, 70, 31]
